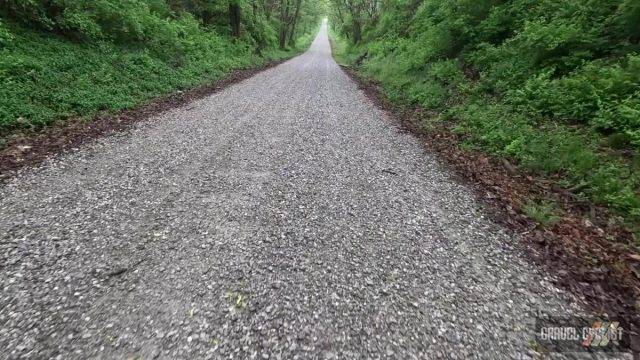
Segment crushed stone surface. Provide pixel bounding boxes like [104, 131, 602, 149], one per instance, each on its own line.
[0, 23, 583, 359]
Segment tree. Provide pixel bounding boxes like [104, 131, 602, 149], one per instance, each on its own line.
[329, 0, 378, 43]
[288, 0, 302, 46]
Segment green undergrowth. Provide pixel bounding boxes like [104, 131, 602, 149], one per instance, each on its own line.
[328, 0, 640, 244]
[0, 22, 312, 139]
[0, 1, 321, 139]
[522, 199, 564, 227]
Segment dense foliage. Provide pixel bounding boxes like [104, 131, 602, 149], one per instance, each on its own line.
[330, 0, 640, 237]
[0, 0, 324, 134]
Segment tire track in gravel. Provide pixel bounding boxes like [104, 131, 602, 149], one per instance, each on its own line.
[1, 22, 586, 359]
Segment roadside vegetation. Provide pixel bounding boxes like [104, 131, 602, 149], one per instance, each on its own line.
[0, 0, 324, 139]
[329, 0, 640, 243]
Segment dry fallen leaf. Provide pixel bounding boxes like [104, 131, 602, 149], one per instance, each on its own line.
[627, 254, 640, 262]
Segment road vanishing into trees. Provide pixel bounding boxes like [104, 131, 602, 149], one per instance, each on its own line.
[1, 23, 581, 359]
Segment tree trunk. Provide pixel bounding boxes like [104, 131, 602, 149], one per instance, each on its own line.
[229, 2, 241, 37]
[279, 26, 289, 49]
[353, 18, 361, 43]
[336, 5, 345, 28]
[279, 0, 291, 49]
[288, 0, 302, 46]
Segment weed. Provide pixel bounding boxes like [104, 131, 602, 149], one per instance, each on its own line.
[225, 291, 248, 311]
[187, 306, 197, 318]
[522, 200, 563, 227]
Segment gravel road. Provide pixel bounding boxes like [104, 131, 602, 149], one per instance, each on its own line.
[1, 23, 583, 359]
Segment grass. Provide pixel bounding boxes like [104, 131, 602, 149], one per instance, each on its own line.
[330, 31, 640, 245]
[225, 291, 248, 311]
[522, 200, 564, 227]
[0, 21, 315, 140]
[328, 0, 640, 245]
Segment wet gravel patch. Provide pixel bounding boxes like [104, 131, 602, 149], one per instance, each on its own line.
[0, 24, 583, 359]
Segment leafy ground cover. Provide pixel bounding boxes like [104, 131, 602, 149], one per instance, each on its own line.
[329, 0, 640, 244]
[0, 0, 323, 140]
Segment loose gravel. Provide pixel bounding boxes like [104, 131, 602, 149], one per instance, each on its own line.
[0, 23, 584, 359]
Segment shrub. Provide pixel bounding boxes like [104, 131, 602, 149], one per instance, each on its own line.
[330, 0, 640, 231]
[0, 18, 14, 47]
[0, 1, 323, 133]
[523, 200, 563, 227]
